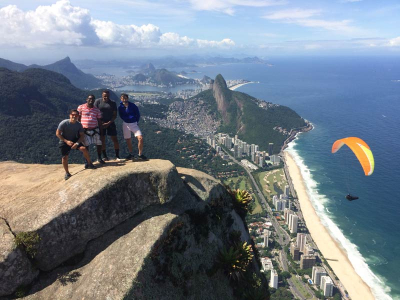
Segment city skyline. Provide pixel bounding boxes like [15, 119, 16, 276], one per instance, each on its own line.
[1, 0, 400, 62]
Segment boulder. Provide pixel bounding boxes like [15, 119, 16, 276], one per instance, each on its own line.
[0, 219, 38, 296]
[0, 160, 183, 271]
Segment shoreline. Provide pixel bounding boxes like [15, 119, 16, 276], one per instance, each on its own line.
[284, 150, 375, 300]
[229, 81, 254, 90]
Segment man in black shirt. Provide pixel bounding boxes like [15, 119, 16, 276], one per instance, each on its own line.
[56, 109, 96, 180]
[94, 90, 121, 161]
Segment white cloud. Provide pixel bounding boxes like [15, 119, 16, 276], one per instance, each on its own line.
[389, 37, 400, 46]
[0, 0, 234, 49]
[0, 1, 98, 47]
[264, 8, 321, 20]
[189, 0, 286, 15]
[264, 8, 359, 34]
[197, 38, 235, 48]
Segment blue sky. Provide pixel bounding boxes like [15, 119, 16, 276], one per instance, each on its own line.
[0, 0, 399, 62]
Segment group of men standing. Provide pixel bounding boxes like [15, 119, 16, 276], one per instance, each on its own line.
[56, 91, 147, 180]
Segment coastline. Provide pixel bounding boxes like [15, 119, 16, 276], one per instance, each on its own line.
[229, 81, 254, 90]
[283, 150, 375, 300]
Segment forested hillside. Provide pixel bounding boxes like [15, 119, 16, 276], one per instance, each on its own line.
[0, 68, 235, 177]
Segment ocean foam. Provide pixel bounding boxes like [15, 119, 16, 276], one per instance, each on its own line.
[286, 137, 393, 300]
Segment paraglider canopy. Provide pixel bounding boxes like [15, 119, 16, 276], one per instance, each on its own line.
[332, 137, 374, 176]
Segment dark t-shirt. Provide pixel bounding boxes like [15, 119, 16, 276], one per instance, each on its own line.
[94, 98, 117, 122]
[57, 119, 83, 144]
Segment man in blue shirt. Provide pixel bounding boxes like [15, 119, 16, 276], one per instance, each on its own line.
[118, 93, 148, 160]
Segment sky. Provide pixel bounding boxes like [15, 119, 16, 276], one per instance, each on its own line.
[0, 0, 400, 63]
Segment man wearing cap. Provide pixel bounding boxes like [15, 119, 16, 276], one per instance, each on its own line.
[118, 93, 147, 161]
[94, 90, 121, 161]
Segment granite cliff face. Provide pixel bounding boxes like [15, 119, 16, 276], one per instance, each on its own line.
[212, 74, 236, 125]
[0, 160, 267, 299]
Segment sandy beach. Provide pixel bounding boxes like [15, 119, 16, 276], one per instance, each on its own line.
[284, 151, 375, 300]
[229, 82, 253, 90]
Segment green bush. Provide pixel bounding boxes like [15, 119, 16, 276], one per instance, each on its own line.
[14, 231, 41, 258]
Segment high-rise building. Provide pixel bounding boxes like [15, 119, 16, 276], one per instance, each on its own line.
[250, 144, 255, 155]
[275, 200, 285, 211]
[261, 258, 273, 272]
[270, 155, 281, 164]
[268, 143, 274, 156]
[283, 208, 290, 221]
[289, 214, 298, 233]
[320, 276, 333, 297]
[300, 254, 316, 269]
[284, 185, 290, 198]
[296, 233, 307, 252]
[286, 210, 294, 225]
[263, 230, 269, 247]
[259, 156, 264, 167]
[270, 269, 278, 289]
[312, 266, 327, 286]
[234, 145, 239, 158]
[254, 145, 259, 153]
[305, 244, 315, 255]
[290, 243, 300, 260]
[272, 195, 278, 207]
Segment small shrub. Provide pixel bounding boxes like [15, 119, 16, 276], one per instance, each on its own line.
[14, 231, 40, 258]
[229, 189, 252, 215]
[218, 241, 254, 281]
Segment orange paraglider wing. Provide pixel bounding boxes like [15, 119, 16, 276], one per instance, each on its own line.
[332, 137, 374, 176]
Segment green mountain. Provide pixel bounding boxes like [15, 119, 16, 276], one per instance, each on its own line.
[0, 58, 28, 72]
[32, 57, 102, 90]
[149, 68, 196, 86]
[0, 68, 235, 177]
[192, 74, 308, 153]
[0, 57, 102, 90]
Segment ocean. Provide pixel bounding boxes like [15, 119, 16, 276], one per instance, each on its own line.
[91, 57, 400, 299]
[182, 57, 399, 300]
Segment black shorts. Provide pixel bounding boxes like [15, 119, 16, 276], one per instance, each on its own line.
[59, 142, 84, 157]
[101, 122, 117, 136]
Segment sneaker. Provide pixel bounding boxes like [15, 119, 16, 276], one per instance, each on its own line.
[137, 154, 148, 161]
[64, 173, 72, 180]
[97, 159, 105, 164]
[86, 164, 97, 169]
[103, 156, 109, 161]
[115, 157, 122, 162]
[84, 162, 89, 169]
[125, 154, 134, 160]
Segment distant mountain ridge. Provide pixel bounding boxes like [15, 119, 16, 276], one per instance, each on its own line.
[0, 57, 102, 90]
[74, 55, 269, 69]
[130, 67, 196, 86]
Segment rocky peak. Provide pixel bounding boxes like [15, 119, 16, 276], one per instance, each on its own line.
[212, 74, 233, 124]
[0, 160, 266, 299]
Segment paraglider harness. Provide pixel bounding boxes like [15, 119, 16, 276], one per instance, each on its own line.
[84, 127, 100, 137]
[346, 194, 359, 201]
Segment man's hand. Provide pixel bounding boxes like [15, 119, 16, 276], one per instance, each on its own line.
[66, 140, 74, 147]
[71, 143, 79, 150]
[102, 121, 111, 128]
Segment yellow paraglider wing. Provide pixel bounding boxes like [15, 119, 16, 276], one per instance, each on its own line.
[332, 137, 374, 176]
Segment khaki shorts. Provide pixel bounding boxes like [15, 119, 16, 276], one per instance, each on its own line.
[122, 122, 142, 139]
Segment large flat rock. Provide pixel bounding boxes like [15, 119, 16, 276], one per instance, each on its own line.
[0, 160, 183, 271]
